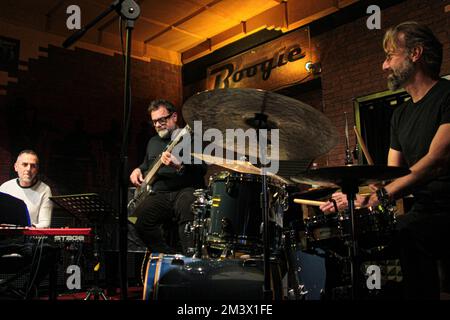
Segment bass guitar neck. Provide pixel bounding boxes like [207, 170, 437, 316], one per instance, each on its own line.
[128, 125, 192, 211]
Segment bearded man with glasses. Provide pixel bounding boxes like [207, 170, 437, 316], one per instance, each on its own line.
[129, 99, 207, 255]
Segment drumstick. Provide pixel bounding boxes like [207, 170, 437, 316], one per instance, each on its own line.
[294, 198, 362, 210]
[354, 126, 404, 213]
[294, 198, 325, 206]
[354, 126, 374, 165]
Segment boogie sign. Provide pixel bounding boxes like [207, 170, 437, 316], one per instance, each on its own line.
[206, 28, 315, 91]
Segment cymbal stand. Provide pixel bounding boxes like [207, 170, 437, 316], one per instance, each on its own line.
[261, 167, 273, 300]
[341, 183, 359, 300]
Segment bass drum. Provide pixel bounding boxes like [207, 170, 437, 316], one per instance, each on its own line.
[143, 254, 283, 300]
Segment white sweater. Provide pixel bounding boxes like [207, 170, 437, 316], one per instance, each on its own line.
[0, 179, 53, 228]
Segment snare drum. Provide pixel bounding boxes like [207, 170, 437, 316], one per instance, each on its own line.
[143, 253, 283, 300]
[304, 207, 396, 250]
[339, 207, 396, 247]
[304, 213, 342, 242]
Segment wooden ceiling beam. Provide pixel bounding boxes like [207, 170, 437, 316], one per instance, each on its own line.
[45, 0, 68, 31]
[181, 0, 360, 63]
[143, 0, 225, 44]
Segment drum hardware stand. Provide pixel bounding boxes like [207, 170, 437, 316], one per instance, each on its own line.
[341, 182, 360, 300]
[283, 230, 304, 300]
[255, 123, 275, 300]
[190, 190, 210, 259]
[184, 221, 209, 259]
[219, 245, 233, 259]
[261, 166, 274, 300]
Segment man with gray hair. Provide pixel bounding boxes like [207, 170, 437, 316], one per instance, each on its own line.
[0, 150, 53, 228]
[0, 150, 56, 299]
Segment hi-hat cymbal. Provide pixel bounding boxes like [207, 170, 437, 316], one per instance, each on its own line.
[291, 165, 410, 188]
[192, 153, 290, 185]
[183, 88, 338, 161]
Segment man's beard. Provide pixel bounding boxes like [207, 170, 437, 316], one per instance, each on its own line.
[387, 58, 415, 91]
[20, 173, 37, 185]
[157, 128, 170, 139]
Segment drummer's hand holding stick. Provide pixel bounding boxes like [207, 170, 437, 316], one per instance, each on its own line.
[319, 126, 385, 214]
[319, 192, 379, 213]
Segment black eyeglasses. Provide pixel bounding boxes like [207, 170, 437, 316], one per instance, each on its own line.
[151, 113, 173, 126]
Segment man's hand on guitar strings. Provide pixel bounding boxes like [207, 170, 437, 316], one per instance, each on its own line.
[130, 168, 144, 187]
[161, 151, 182, 171]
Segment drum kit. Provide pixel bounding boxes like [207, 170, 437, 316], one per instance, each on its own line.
[142, 88, 410, 300]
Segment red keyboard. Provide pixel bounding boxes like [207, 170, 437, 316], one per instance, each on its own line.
[22, 228, 91, 236]
[0, 226, 92, 242]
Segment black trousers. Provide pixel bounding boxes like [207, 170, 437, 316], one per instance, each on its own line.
[134, 187, 196, 255]
[396, 209, 450, 299]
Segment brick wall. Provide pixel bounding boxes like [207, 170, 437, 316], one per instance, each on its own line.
[0, 42, 182, 197]
[316, 0, 450, 166]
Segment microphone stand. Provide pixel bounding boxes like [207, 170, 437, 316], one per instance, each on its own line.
[62, 0, 141, 300]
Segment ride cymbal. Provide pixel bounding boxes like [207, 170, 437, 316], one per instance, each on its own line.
[183, 88, 338, 161]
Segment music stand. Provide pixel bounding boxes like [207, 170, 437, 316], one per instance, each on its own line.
[50, 193, 114, 300]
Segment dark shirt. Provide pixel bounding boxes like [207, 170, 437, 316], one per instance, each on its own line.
[390, 79, 450, 212]
[138, 133, 207, 192]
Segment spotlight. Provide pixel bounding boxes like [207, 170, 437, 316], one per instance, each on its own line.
[305, 61, 321, 74]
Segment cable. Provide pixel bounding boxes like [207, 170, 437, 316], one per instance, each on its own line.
[25, 238, 44, 299]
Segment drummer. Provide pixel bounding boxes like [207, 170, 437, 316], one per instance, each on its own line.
[130, 99, 207, 255]
[320, 22, 450, 299]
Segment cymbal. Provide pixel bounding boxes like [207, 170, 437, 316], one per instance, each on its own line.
[193, 153, 261, 175]
[192, 153, 290, 185]
[183, 88, 338, 161]
[291, 165, 410, 188]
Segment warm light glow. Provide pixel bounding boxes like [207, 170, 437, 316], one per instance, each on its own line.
[305, 61, 321, 74]
[305, 61, 313, 72]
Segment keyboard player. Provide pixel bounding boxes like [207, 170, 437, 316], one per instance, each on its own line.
[0, 150, 53, 228]
[0, 150, 57, 299]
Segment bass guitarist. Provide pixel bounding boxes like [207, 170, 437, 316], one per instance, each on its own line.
[130, 99, 207, 255]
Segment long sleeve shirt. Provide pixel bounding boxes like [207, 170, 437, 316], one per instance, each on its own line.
[138, 134, 207, 192]
[0, 179, 53, 228]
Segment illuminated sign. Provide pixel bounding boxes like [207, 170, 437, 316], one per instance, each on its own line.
[206, 28, 316, 91]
